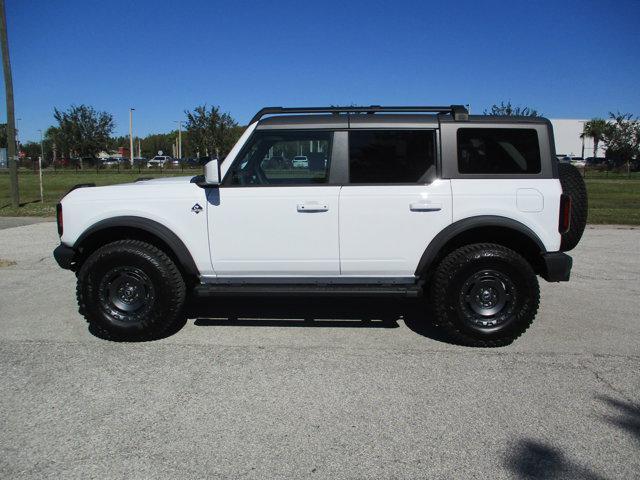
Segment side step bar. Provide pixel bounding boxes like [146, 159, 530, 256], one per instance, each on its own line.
[193, 283, 423, 298]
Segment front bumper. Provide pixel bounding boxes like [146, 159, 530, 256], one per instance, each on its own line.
[540, 252, 572, 282]
[53, 244, 77, 271]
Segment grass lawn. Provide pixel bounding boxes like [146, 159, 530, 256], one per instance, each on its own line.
[585, 178, 640, 225]
[0, 170, 190, 217]
[1, 169, 639, 225]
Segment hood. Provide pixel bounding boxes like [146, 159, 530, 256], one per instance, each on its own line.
[131, 175, 197, 185]
[61, 175, 201, 204]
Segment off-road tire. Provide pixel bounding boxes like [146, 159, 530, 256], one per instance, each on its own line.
[430, 243, 540, 347]
[76, 240, 186, 341]
[558, 162, 588, 251]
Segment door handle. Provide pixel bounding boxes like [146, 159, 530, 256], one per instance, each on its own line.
[410, 201, 442, 212]
[297, 202, 329, 212]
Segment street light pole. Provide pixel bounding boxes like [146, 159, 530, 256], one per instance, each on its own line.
[37, 129, 44, 202]
[174, 121, 182, 159]
[129, 108, 135, 165]
[15, 117, 21, 160]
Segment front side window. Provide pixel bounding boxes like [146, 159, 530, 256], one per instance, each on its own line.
[226, 131, 331, 185]
[348, 130, 435, 184]
[457, 128, 541, 174]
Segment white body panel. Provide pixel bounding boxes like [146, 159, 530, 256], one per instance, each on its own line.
[450, 179, 563, 251]
[206, 186, 341, 276]
[338, 180, 453, 276]
[59, 177, 215, 276]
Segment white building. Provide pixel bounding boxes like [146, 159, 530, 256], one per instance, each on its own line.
[550, 119, 605, 159]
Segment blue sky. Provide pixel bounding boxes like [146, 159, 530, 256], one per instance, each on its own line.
[3, 0, 640, 142]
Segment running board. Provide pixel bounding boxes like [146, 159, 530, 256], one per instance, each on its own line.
[193, 283, 422, 298]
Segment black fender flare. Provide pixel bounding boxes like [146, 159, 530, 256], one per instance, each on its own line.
[414, 215, 547, 276]
[73, 216, 199, 277]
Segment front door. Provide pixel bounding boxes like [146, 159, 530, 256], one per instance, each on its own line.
[206, 130, 340, 278]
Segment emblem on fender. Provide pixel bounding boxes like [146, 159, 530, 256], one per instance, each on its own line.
[191, 203, 203, 214]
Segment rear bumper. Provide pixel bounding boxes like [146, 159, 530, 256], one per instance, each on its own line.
[53, 244, 77, 271]
[540, 252, 572, 282]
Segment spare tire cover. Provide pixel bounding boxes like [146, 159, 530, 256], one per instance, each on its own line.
[558, 162, 588, 251]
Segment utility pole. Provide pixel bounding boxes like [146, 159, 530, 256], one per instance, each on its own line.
[174, 120, 182, 159]
[129, 108, 135, 165]
[137, 138, 141, 158]
[37, 129, 44, 202]
[0, 0, 19, 207]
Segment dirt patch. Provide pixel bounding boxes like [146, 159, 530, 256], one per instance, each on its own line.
[0, 258, 17, 268]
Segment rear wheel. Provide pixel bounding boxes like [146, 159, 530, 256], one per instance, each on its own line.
[77, 240, 186, 340]
[430, 243, 539, 347]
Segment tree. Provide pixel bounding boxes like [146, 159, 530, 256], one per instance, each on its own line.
[0, 122, 6, 148]
[19, 141, 41, 166]
[484, 101, 541, 117]
[44, 126, 65, 164]
[184, 105, 240, 158]
[581, 119, 607, 159]
[1, 0, 18, 207]
[53, 104, 115, 162]
[602, 112, 640, 175]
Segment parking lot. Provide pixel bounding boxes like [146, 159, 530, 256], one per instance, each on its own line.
[0, 220, 638, 479]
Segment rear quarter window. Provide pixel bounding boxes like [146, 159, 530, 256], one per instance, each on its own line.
[457, 128, 541, 174]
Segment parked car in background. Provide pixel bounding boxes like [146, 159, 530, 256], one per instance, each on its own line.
[181, 158, 199, 167]
[584, 157, 609, 171]
[292, 155, 308, 168]
[101, 157, 121, 168]
[571, 158, 585, 168]
[147, 155, 172, 168]
[133, 157, 147, 166]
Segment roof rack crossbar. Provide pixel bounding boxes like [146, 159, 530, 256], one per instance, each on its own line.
[249, 105, 469, 124]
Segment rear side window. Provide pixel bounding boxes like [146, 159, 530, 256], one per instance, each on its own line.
[348, 130, 435, 183]
[457, 128, 541, 174]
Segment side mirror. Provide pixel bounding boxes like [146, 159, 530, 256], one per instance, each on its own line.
[203, 159, 221, 185]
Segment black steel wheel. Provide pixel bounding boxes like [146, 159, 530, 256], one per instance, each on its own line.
[459, 269, 517, 331]
[430, 243, 540, 347]
[77, 240, 186, 340]
[99, 266, 156, 320]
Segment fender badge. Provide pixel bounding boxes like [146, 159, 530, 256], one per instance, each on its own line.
[191, 203, 203, 214]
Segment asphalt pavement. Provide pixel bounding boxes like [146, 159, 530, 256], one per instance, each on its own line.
[0, 221, 638, 479]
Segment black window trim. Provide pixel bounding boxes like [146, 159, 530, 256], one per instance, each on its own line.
[439, 123, 554, 180]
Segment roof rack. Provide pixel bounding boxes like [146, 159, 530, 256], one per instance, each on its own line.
[249, 105, 469, 124]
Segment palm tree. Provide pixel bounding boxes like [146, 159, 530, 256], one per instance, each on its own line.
[581, 119, 608, 159]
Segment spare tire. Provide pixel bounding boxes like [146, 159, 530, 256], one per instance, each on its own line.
[557, 162, 588, 251]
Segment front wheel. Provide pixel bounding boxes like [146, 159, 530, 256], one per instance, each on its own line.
[76, 240, 186, 340]
[430, 243, 540, 347]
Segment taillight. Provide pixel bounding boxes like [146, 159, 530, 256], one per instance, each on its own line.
[559, 194, 571, 234]
[56, 203, 63, 236]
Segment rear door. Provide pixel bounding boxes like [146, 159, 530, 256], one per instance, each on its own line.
[338, 127, 452, 278]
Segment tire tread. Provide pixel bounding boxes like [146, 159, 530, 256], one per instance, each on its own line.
[431, 243, 540, 347]
[76, 239, 186, 341]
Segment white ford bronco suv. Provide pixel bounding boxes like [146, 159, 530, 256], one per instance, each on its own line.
[53, 105, 587, 346]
